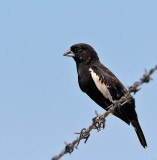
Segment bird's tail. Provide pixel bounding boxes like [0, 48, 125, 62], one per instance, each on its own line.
[131, 119, 147, 148]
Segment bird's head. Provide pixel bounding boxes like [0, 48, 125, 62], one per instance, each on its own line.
[63, 43, 99, 64]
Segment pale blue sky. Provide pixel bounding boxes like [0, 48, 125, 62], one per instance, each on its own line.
[0, 0, 157, 160]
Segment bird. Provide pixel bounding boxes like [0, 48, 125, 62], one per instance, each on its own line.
[63, 43, 147, 148]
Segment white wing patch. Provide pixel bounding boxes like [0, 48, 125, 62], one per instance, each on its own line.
[89, 68, 113, 102]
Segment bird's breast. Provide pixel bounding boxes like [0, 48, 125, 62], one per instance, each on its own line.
[78, 71, 92, 92]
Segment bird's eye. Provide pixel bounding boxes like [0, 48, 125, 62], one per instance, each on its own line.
[75, 48, 82, 52]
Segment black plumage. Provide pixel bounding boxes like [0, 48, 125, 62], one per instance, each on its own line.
[63, 43, 147, 148]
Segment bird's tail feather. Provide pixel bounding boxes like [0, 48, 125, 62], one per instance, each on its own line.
[131, 119, 147, 148]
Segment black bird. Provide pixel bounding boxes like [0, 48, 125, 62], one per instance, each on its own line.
[63, 43, 147, 148]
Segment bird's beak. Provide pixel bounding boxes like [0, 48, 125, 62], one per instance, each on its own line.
[63, 49, 75, 57]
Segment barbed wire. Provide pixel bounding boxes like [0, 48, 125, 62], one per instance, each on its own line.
[52, 65, 157, 160]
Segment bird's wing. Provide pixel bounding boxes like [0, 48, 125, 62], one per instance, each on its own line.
[89, 65, 131, 124]
[89, 65, 127, 102]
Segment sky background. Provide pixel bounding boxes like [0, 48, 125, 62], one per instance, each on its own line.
[0, 0, 157, 160]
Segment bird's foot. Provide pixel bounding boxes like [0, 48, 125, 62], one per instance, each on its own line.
[92, 111, 106, 131]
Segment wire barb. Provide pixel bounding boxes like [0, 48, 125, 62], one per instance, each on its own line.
[65, 143, 73, 153]
[92, 111, 106, 131]
[52, 65, 157, 160]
